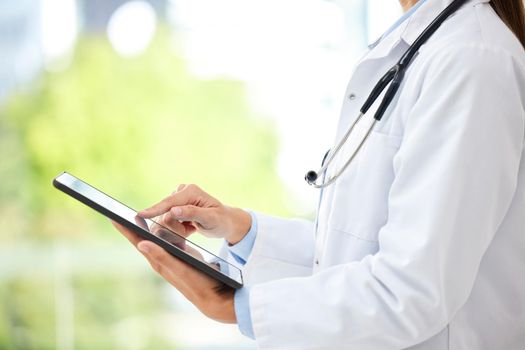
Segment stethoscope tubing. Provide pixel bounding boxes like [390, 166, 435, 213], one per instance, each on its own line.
[306, 0, 469, 188]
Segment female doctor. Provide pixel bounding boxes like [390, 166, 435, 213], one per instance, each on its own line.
[113, 0, 525, 348]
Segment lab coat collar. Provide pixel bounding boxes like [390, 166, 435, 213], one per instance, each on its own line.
[365, 0, 490, 61]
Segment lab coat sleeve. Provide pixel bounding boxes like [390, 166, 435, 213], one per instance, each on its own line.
[221, 211, 315, 338]
[217, 211, 315, 284]
[246, 45, 525, 348]
[241, 211, 315, 284]
[225, 211, 314, 337]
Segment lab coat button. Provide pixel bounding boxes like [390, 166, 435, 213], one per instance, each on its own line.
[348, 93, 356, 100]
[315, 259, 319, 265]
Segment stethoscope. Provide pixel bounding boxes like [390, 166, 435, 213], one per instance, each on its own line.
[305, 0, 468, 188]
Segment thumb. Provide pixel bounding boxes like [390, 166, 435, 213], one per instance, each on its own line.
[137, 240, 182, 272]
[136, 241, 191, 291]
[137, 240, 163, 258]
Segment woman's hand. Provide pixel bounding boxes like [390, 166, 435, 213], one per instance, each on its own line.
[112, 221, 237, 324]
[139, 184, 251, 244]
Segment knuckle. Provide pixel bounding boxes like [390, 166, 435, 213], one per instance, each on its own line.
[184, 206, 195, 216]
[187, 183, 201, 193]
[160, 217, 171, 228]
[153, 251, 168, 265]
[163, 218, 178, 231]
[194, 195, 204, 205]
[163, 211, 175, 223]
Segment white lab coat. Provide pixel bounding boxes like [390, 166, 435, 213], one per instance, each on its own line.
[234, 0, 525, 348]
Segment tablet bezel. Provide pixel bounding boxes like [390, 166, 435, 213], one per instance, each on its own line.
[53, 172, 243, 289]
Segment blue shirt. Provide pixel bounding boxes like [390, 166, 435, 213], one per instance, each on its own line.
[229, 0, 428, 339]
[368, 0, 427, 50]
[229, 211, 257, 338]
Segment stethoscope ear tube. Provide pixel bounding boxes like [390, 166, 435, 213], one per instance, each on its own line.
[360, 66, 398, 115]
[374, 67, 405, 121]
[306, 0, 469, 188]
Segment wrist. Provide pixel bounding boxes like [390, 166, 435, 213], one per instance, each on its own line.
[225, 207, 252, 245]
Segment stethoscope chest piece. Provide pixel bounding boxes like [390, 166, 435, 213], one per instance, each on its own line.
[305, 115, 377, 189]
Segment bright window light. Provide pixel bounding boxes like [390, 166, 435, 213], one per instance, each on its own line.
[107, 1, 157, 58]
[40, 0, 77, 71]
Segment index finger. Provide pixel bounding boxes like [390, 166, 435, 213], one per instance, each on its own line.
[138, 191, 190, 218]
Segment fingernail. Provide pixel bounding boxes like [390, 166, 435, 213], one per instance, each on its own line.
[138, 243, 150, 254]
[171, 207, 182, 216]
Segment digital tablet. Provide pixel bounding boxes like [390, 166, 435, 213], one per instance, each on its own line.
[53, 172, 243, 289]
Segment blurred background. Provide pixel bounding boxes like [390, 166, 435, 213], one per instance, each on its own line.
[0, 0, 401, 349]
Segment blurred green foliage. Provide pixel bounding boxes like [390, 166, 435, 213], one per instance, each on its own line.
[0, 29, 288, 349]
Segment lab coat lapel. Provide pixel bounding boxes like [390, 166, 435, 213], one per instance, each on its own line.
[364, 21, 410, 61]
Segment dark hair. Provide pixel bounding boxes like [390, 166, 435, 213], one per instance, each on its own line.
[490, 0, 525, 48]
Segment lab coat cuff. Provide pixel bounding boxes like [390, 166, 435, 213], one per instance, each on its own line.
[249, 283, 274, 348]
[248, 211, 314, 269]
[234, 286, 255, 339]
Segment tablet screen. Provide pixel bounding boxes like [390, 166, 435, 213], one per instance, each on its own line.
[54, 172, 243, 286]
